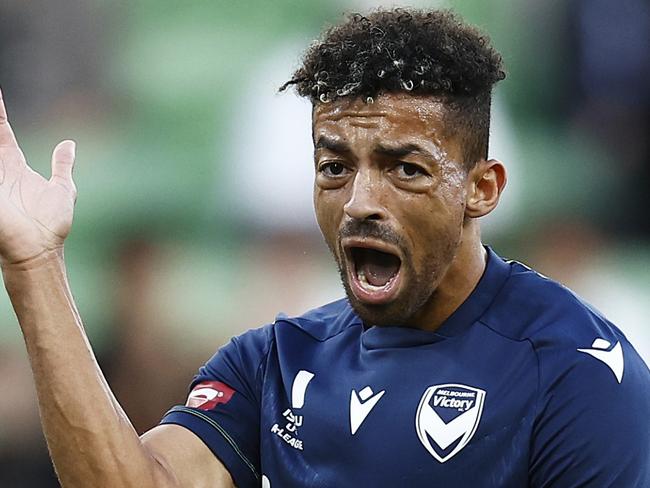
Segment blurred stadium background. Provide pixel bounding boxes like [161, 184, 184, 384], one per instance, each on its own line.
[1, 0, 648, 484]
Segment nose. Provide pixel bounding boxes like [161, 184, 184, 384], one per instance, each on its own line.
[343, 170, 386, 221]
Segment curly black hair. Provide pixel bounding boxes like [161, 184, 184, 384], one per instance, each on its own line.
[281, 8, 506, 168]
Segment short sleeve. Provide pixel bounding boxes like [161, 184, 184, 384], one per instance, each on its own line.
[530, 333, 650, 487]
[160, 324, 274, 488]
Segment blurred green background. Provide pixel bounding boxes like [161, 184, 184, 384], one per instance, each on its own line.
[1, 0, 648, 484]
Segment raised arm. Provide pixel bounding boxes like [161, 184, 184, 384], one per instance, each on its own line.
[0, 89, 234, 487]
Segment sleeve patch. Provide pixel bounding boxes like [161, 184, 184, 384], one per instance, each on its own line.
[186, 381, 235, 410]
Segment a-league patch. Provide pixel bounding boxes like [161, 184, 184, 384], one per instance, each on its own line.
[186, 381, 235, 410]
[415, 383, 486, 463]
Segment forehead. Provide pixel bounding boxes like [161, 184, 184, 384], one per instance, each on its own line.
[312, 93, 449, 140]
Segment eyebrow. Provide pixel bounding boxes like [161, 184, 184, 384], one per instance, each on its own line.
[315, 135, 432, 159]
[374, 142, 429, 158]
[315, 136, 351, 153]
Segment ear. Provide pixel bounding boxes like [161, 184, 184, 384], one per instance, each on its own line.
[465, 159, 507, 218]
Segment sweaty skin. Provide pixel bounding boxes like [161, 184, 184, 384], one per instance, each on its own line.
[313, 93, 506, 330]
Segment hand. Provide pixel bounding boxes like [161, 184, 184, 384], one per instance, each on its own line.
[0, 89, 77, 265]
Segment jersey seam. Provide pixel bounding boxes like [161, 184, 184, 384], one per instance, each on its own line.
[276, 316, 361, 343]
[164, 405, 260, 481]
[477, 319, 530, 343]
[494, 263, 605, 340]
[256, 332, 276, 390]
[476, 323, 542, 411]
[477, 318, 541, 479]
[450, 262, 514, 340]
[525, 336, 542, 479]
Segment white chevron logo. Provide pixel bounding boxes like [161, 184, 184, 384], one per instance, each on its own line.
[350, 386, 385, 435]
[415, 384, 485, 463]
[578, 338, 624, 384]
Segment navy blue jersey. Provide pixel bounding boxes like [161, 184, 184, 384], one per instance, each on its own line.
[161, 248, 650, 487]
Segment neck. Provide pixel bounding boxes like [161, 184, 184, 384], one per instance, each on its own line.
[410, 222, 487, 331]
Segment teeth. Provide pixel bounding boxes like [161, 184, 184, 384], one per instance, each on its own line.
[357, 268, 385, 291]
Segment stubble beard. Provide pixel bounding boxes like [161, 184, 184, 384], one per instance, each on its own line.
[334, 237, 458, 327]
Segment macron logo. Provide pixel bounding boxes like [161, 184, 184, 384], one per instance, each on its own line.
[578, 338, 624, 384]
[350, 386, 385, 435]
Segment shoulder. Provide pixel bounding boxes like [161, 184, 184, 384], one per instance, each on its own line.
[272, 297, 361, 341]
[482, 254, 649, 405]
[484, 260, 650, 485]
[212, 297, 359, 361]
[483, 258, 631, 349]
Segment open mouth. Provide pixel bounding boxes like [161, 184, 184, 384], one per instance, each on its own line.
[344, 242, 403, 304]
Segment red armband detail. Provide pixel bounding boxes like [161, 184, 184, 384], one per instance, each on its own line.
[186, 381, 235, 410]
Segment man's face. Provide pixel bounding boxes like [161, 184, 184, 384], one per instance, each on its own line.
[312, 93, 470, 327]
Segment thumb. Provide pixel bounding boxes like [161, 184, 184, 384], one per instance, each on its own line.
[50, 140, 76, 185]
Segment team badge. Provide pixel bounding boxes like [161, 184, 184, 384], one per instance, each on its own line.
[415, 383, 486, 463]
[186, 381, 235, 410]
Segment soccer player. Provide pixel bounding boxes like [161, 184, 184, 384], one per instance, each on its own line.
[1, 8, 648, 488]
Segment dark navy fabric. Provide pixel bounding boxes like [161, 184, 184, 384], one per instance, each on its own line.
[160, 248, 650, 487]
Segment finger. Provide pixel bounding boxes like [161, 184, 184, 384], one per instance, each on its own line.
[50, 140, 76, 185]
[0, 87, 19, 148]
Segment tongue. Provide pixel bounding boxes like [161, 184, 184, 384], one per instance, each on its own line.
[357, 248, 400, 287]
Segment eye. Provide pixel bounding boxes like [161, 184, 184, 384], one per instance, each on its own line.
[319, 161, 348, 177]
[395, 162, 425, 178]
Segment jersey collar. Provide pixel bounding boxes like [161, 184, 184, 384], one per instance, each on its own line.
[361, 246, 512, 349]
